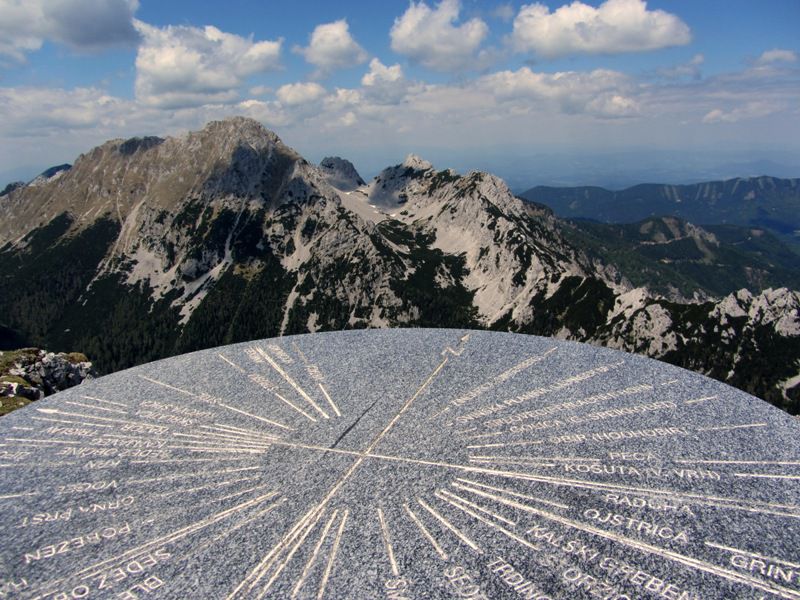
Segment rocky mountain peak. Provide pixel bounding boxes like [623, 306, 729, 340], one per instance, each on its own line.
[402, 154, 433, 172]
[198, 116, 282, 147]
[26, 163, 71, 188]
[2, 117, 798, 413]
[319, 156, 365, 191]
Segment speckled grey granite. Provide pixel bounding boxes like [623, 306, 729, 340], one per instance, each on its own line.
[1, 329, 799, 599]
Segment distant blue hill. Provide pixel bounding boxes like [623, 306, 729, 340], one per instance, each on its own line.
[521, 175, 800, 251]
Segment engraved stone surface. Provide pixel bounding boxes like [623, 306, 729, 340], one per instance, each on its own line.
[1, 329, 799, 599]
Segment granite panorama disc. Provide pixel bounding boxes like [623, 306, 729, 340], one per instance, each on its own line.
[1, 330, 799, 600]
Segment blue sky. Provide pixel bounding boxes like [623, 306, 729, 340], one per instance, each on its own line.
[1, 0, 798, 189]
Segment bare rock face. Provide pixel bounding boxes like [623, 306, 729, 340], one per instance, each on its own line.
[0, 348, 96, 415]
[0, 117, 798, 414]
[319, 157, 365, 191]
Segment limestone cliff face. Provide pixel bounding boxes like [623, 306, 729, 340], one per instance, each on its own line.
[0, 117, 798, 413]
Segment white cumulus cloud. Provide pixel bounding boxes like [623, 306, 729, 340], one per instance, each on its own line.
[511, 0, 691, 58]
[362, 58, 403, 86]
[0, 0, 139, 60]
[294, 19, 367, 75]
[360, 58, 409, 105]
[134, 21, 282, 109]
[276, 82, 326, 106]
[390, 0, 489, 71]
[479, 66, 638, 118]
[755, 48, 798, 65]
[702, 102, 783, 124]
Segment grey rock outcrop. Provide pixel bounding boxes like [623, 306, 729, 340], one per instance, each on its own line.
[1, 349, 96, 414]
[319, 156, 365, 191]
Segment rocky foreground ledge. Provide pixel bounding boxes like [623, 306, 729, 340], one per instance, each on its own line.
[0, 348, 96, 416]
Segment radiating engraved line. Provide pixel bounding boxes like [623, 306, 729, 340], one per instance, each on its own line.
[734, 473, 800, 480]
[159, 476, 261, 498]
[449, 347, 556, 409]
[218, 353, 246, 373]
[7, 437, 83, 445]
[417, 497, 480, 552]
[125, 466, 260, 485]
[661, 379, 679, 386]
[705, 542, 800, 569]
[73, 491, 278, 580]
[0, 461, 76, 468]
[162, 442, 271, 452]
[257, 508, 328, 598]
[34, 408, 159, 427]
[378, 507, 400, 577]
[0, 491, 39, 500]
[456, 427, 478, 434]
[11, 426, 33, 430]
[442, 333, 470, 356]
[455, 479, 570, 510]
[440, 489, 516, 526]
[456, 358, 626, 425]
[63, 400, 127, 414]
[165, 446, 267, 454]
[31, 416, 114, 428]
[507, 501, 800, 600]
[404, 502, 448, 560]
[255, 438, 800, 516]
[197, 499, 285, 554]
[265, 390, 317, 422]
[318, 384, 341, 418]
[291, 509, 339, 599]
[81, 395, 129, 407]
[465, 431, 504, 440]
[469, 455, 601, 463]
[676, 459, 800, 466]
[230, 345, 456, 598]
[103, 433, 271, 451]
[684, 395, 717, 405]
[230, 504, 324, 599]
[291, 341, 310, 362]
[207, 484, 277, 505]
[139, 375, 295, 428]
[450, 469, 800, 518]
[428, 406, 451, 420]
[468, 458, 557, 467]
[256, 347, 329, 419]
[291, 341, 340, 416]
[213, 423, 269, 434]
[697, 422, 768, 432]
[435, 491, 538, 551]
[217, 402, 295, 430]
[316, 509, 348, 600]
[173, 432, 276, 446]
[33, 412, 169, 435]
[131, 457, 254, 464]
[467, 440, 544, 449]
[138, 375, 195, 395]
[208, 422, 292, 436]
[262, 442, 800, 518]
[186, 431, 277, 446]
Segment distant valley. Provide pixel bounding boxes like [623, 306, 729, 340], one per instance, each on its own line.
[1, 118, 798, 413]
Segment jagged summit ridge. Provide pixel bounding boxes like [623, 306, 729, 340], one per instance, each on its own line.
[402, 154, 433, 171]
[0, 117, 302, 245]
[319, 156, 365, 192]
[0, 116, 798, 412]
